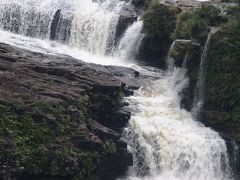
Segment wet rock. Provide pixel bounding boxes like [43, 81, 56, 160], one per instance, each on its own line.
[114, 2, 141, 45]
[201, 111, 231, 126]
[115, 15, 137, 44]
[200, 110, 234, 135]
[50, 9, 61, 40]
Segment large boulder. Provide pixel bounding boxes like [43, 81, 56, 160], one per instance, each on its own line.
[0, 43, 139, 180]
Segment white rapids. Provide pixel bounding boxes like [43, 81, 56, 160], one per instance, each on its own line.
[123, 67, 232, 180]
[0, 0, 234, 180]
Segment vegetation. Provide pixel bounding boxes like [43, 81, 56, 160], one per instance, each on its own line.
[0, 90, 122, 179]
[0, 100, 90, 175]
[103, 141, 117, 155]
[204, 7, 240, 141]
[173, 5, 221, 44]
[140, 0, 181, 67]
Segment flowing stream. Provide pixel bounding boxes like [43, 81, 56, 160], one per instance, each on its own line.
[0, 0, 234, 179]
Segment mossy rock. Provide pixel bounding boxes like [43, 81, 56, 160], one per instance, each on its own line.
[204, 10, 240, 142]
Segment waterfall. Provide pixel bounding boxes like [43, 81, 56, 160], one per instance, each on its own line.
[69, 0, 124, 55]
[123, 64, 232, 180]
[114, 20, 144, 60]
[0, 0, 125, 55]
[0, 1, 234, 180]
[192, 34, 211, 115]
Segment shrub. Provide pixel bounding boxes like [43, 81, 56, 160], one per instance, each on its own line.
[204, 14, 240, 140]
[173, 5, 220, 44]
[140, 1, 180, 66]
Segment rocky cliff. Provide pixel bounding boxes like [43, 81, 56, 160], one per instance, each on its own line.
[0, 43, 140, 180]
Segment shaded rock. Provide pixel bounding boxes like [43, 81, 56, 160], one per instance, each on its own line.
[70, 125, 103, 151]
[100, 110, 131, 129]
[169, 39, 201, 68]
[87, 119, 120, 140]
[95, 148, 133, 180]
[201, 110, 231, 125]
[132, 0, 146, 7]
[50, 9, 61, 40]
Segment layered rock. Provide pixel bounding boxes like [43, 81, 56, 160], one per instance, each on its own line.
[0, 43, 140, 180]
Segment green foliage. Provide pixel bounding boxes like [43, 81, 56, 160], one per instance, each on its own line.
[226, 6, 240, 19]
[204, 13, 240, 140]
[51, 147, 98, 177]
[103, 141, 117, 154]
[142, 1, 178, 39]
[0, 102, 52, 174]
[0, 97, 91, 175]
[194, 5, 221, 25]
[141, 1, 180, 63]
[34, 101, 63, 114]
[173, 5, 220, 44]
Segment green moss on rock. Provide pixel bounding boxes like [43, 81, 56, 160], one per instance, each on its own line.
[0, 98, 97, 178]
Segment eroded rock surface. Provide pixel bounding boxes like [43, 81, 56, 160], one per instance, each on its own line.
[0, 43, 139, 180]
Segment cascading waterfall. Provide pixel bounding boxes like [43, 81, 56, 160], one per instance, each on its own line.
[123, 59, 232, 180]
[114, 20, 144, 60]
[69, 0, 124, 55]
[192, 34, 212, 115]
[0, 1, 234, 180]
[0, 0, 124, 55]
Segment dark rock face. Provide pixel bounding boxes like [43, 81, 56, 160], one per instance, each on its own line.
[0, 43, 139, 180]
[50, 9, 61, 40]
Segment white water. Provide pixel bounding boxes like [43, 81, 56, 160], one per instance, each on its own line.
[115, 20, 144, 60]
[0, 0, 233, 180]
[123, 67, 232, 180]
[192, 34, 211, 116]
[0, 0, 125, 55]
